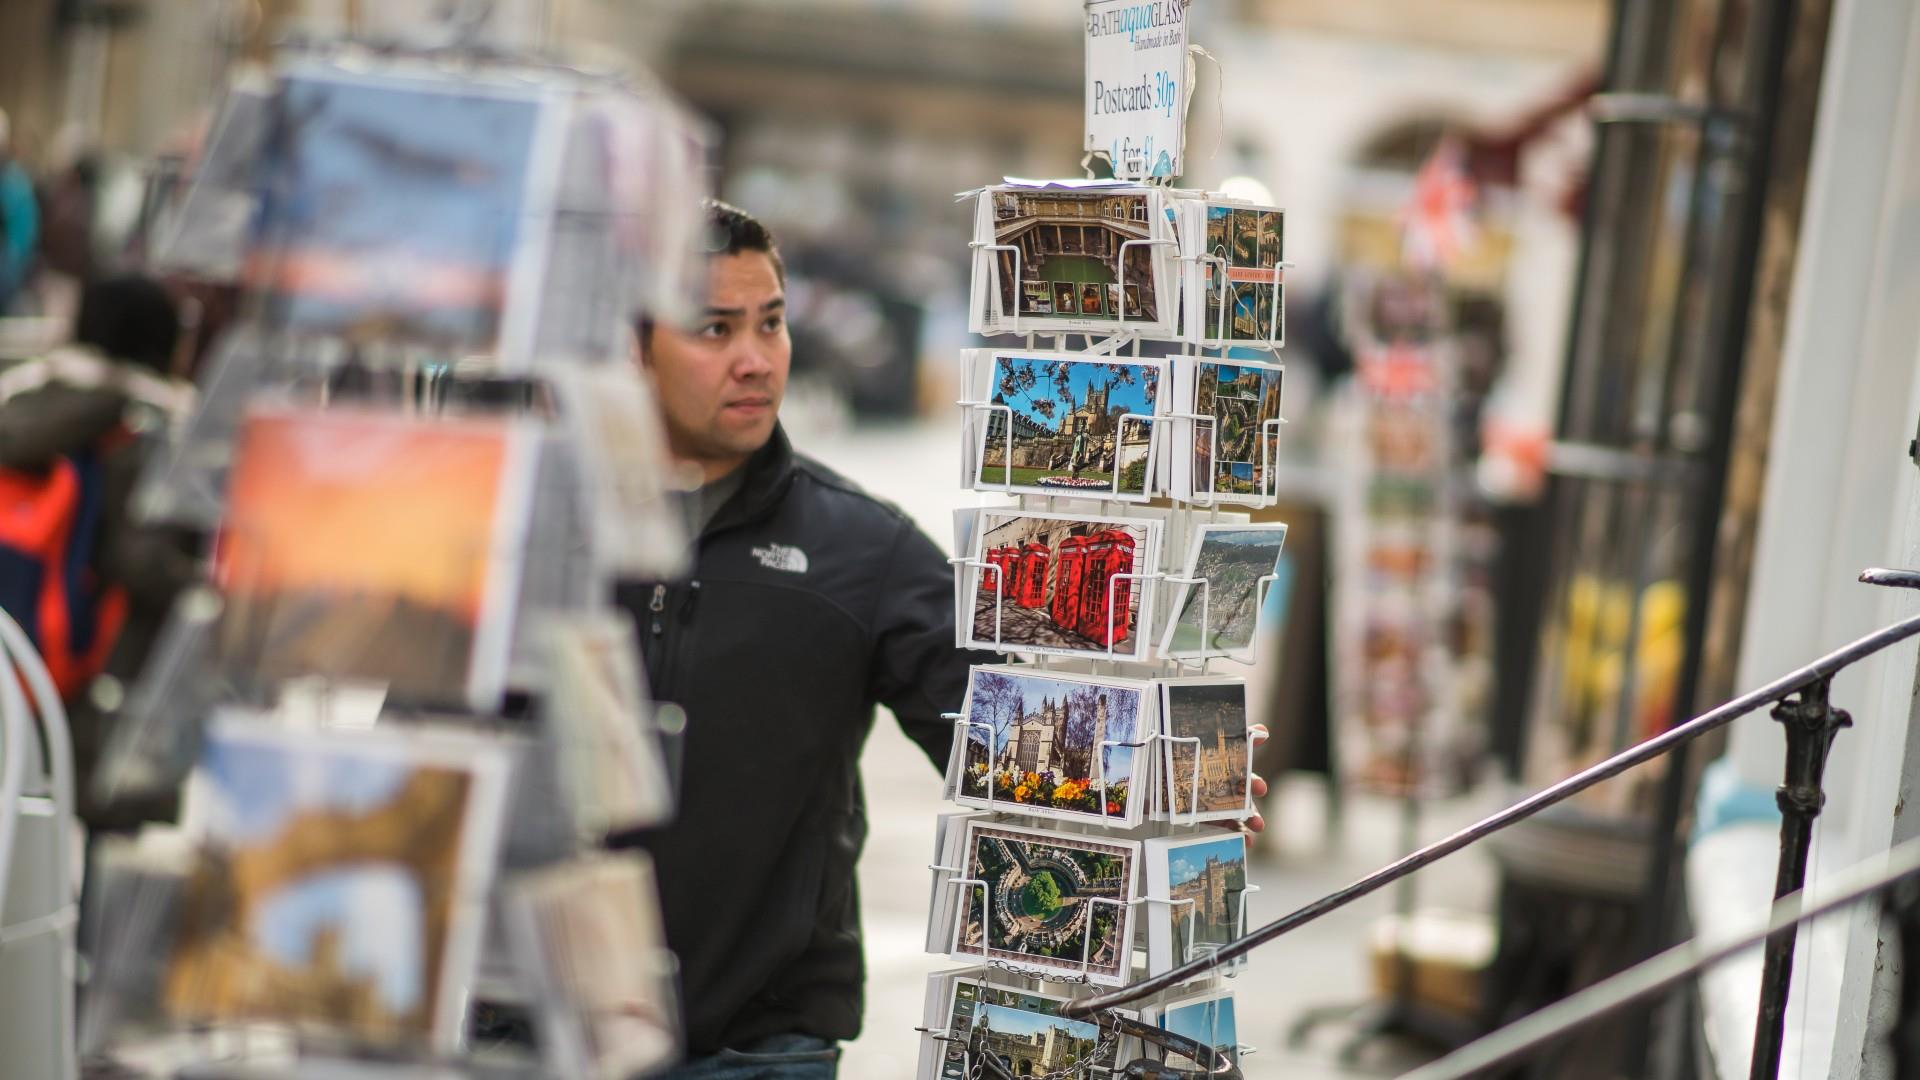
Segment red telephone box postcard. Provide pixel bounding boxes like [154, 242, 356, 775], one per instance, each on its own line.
[962, 510, 1161, 662]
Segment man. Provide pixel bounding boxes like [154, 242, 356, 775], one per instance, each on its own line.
[614, 201, 976, 1078]
[621, 201, 1267, 1077]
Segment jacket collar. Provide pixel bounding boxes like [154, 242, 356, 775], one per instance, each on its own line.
[701, 422, 798, 539]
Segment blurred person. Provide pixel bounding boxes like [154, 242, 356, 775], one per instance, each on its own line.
[616, 201, 1265, 1078]
[0, 109, 40, 314]
[0, 273, 198, 829]
[35, 143, 104, 321]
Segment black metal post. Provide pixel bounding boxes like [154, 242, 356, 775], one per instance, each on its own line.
[1749, 676, 1851, 1079]
[1889, 876, 1920, 1080]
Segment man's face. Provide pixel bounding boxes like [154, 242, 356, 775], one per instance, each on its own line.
[643, 251, 790, 478]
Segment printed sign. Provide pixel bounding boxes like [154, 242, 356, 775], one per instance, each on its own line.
[1084, 0, 1190, 180]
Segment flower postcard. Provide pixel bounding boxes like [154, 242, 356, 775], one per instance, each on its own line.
[949, 666, 1152, 828]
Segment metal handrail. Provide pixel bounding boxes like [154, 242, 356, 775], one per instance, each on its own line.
[1066, 568, 1920, 1076]
[1405, 833, 1920, 1080]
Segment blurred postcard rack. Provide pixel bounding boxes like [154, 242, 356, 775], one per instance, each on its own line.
[43, 12, 708, 1080]
[1289, 267, 1490, 1059]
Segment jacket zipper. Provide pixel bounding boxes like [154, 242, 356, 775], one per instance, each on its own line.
[645, 580, 699, 705]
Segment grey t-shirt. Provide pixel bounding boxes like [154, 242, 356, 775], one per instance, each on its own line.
[674, 464, 747, 537]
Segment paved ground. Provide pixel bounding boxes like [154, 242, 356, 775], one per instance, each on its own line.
[796, 407, 1497, 1079]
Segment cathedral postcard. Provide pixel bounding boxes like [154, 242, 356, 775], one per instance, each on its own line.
[949, 666, 1152, 828]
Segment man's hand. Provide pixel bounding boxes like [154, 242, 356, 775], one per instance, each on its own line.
[1212, 722, 1269, 835]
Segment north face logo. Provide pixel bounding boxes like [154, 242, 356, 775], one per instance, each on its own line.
[752, 543, 810, 574]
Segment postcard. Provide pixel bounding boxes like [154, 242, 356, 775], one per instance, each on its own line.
[972, 351, 1164, 500]
[541, 613, 673, 838]
[166, 718, 510, 1051]
[962, 510, 1161, 662]
[248, 66, 561, 353]
[1161, 524, 1288, 658]
[927, 811, 990, 955]
[213, 406, 537, 711]
[1182, 199, 1285, 347]
[951, 820, 1139, 986]
[1143, 834, 1250, 977]
[933, 975, 1131, 1079]
[972, 183, 1176, 338]
[548, 361, 689, 580]
[1183, 359, 1284, 503]
[1157, 678, 1252, 823]
[1152, 990, 1239, 1070]
[78, 835, 193, 1054]
[951, 667, 1151, 827]
[505, 853, 677, 1080]
[154, 72, 274, 280]
[952, 507, 980, 648]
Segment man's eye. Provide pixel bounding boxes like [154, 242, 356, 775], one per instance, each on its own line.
[699, 322, 729, 339]
[761, 315, 786, 334]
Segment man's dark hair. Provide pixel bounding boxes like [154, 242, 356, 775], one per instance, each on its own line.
[636, 199, 785, 346]
[75, 274, 180, 374]
[702, 198, 784, 285]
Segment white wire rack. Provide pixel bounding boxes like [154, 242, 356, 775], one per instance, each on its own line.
[0, 607, 80, 1080]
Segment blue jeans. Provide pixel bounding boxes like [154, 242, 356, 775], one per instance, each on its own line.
[659, 1034, 840, 1079]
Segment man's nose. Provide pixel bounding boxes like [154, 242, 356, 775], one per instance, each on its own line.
[730, 337, 776, 378]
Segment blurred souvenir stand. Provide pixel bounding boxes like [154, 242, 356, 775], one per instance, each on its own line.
[0, 12, 718, 1079]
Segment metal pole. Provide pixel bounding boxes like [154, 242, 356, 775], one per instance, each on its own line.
[1749, 676, 1851, 1079]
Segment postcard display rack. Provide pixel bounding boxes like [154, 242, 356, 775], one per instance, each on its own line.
[69, 39, 709, 1080]
[1330, 272, 1476, 797]
[918, 178, 1293, 1077]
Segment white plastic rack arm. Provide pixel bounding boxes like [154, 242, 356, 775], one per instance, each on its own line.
[0, 606, 80, 1080]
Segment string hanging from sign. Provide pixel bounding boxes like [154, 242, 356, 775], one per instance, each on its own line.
[1190, 44, 1224, 164]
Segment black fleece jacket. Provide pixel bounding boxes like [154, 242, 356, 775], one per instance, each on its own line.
[612, 424, 982, 1056]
